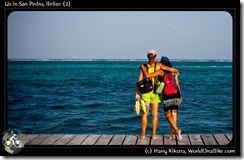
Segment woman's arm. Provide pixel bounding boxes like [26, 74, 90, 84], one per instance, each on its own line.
[173, 72, 182, 102]
[173, 72, 181, 91]
[140, 64, 164, 78]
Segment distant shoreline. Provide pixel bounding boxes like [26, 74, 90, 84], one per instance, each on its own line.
[7, 59, 232, 62]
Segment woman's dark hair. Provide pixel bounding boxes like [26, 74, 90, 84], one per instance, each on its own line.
[161, 56, 172, 67]
[163, 62, 172, 67]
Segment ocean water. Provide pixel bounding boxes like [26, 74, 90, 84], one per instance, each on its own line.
[7, 59, 233, 135]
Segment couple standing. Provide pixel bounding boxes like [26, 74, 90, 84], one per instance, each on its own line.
[135, 49, 183, 141]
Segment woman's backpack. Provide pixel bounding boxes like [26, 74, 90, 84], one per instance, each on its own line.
[163, 73, 178, 95]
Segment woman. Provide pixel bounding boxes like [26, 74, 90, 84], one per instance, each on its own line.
[140, 56, 182, 141]
[160, 56, 182, 141]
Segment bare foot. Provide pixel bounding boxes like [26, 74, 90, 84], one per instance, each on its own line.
[177, 130, 183, 142]
[152, 135, 160, 140]
[138, 135, 145, 139]
[169, 135, 175, 140]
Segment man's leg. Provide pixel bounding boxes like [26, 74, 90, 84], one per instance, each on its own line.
[151, 103, 160, 139]
[138, 101, 150, 139]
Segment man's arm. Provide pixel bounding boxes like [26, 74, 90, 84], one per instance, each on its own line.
[136, 69, 143, 90]
[135, 68, 143, 100]
[160, 63, 178, 73]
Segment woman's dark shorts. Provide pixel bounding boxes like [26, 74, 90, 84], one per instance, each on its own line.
[163, 105, 179, 111]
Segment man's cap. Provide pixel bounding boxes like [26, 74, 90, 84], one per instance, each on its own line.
[147, 49, 157, 56]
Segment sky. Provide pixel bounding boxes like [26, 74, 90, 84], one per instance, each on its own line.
[8, 11, 233, 60]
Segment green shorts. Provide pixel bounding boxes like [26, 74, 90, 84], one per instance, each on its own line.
[142, 92, 161, 104]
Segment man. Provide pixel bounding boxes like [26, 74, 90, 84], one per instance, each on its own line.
[135, 49, 179, 139]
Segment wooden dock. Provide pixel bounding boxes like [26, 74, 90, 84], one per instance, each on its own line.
[22, 134, 232, 146]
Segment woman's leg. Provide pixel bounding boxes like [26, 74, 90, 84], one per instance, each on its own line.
[138, 101, 150, 139]
[169, 109, 178, 139]
[164, 110, 182, 141]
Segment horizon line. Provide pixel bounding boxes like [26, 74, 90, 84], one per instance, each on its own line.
[7, 58, 232, 60]
[7, 58, 232, 62]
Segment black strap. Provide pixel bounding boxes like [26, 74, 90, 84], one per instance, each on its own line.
[143, 64, 148, 78]
[143, 64, 147, 71]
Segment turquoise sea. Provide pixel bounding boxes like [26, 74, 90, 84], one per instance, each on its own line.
[7, 59, 233, 135]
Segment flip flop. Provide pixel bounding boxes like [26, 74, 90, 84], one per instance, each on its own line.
[140, 100, 147, 113]
[134, 100, 140, 115]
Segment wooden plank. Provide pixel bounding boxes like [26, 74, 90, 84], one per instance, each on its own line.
[67, 135, 88, 145]
[225, 134, 233, 142]
[109, 135, 126, 145]
[21, 134, 232, 146]
[22, 134, 39, 144]
[26, 134, 51, 145]
[201, 134, 218, 145]
[178, 134, 191, 145]
[123, 135, 137, 145]
[188, 134, 204, 145]
[39, 134, 64, 145]
[150, 135, 163, 145]
[164, 134, 177, 145]
[95, 135, 113, 145]
[136, 136, 150, 145]
[81, 135, 101, 145]
[53, 134, 76, 145]
[213, 134, 230, 145]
